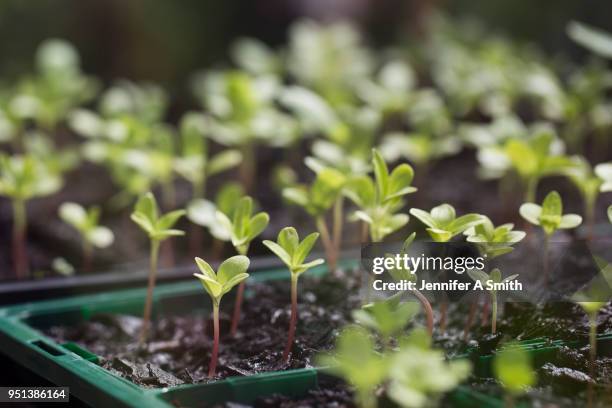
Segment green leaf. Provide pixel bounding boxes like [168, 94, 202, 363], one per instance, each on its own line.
[247, 212, 269, 241]
[448, 214, 484, 235]
[130, 212, 154, 235]
[541, 191, 562, 218]
[59, 202, 87, 229]
[490, 268, 502, 283]
[283, 186, 309, 207]
[135, 192, 158, 223]
[278, 227, 299, 256]
[559, 214, 582, 229]
[88, 227, 114, 248]
[344, 176, 376, 208]
[187, 199, 216, 227]
[409, 208, 437, 229]
[567, 21, 612, 59]
[263, 240, 292, 267]
[387, 164, 415, 200]
[294, 232, 319, 265]
[493, 344, 536, 394]
[519, 203, 542, 226]
[468, 269, 490, 287]
[217, 255, 250, 285]
[372, 148, 390, 201]
[195, 257, 216, 279]
[431, 204, 456, 226]
[156, 209, 186, 230]
[426, 228, 452, 242]
[207, 149, 242, 175]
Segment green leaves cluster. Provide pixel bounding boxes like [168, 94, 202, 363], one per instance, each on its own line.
[345, 149, 416, 241]
[353, 294, 419, 344]
[467, 268, 519, 297]
[194, 255, 250, 305]
[130, 192, 185, 242]
[263, 227, 323, 276]
[493, 344, 536, 395]
[519, 191, 582, 236]
[0, 153, 63, 201]
[215, 196, 269, 255]
[283, 168, 346, 217]
[59, 202, 114, 248]
[464, 216, 525, 258]
[410, 204, 483, 242]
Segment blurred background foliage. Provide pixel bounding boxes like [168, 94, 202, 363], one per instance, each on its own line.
[0, 0, 609, 94]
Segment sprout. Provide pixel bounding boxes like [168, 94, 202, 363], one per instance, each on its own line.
[317, 326, 388, 408]
[493, 344, 536, 408]
[464, 215, 526, 259]
[130, 192, 185, 343]
[519, 191, 582, 284]
[59, 202, 114, 272]
[388, 339, 471, 408]
[345, 149, 416, 242]
[503, 130, 575, 202]
[215, 196, 269, 335]
[194, 256, 250, 378]
[353, 294, 420, 348]
[467, 268, 519, 333]
[567, 22, 612, 60]
[571, 262, 611, 408]
[0, 153, 63, 278]
[263, 227, 324, 362]
[410, 204, 484, 243]
[283, 168, 346, 271]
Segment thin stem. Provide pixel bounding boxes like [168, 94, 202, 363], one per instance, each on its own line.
[585, 193, 596, 241]
[412, 289, 434, 336]
[208, 299, 220, 378]
[360, 221, 369, 244]
[316, 216, 337, 273]
[332, 196, 344, 257]
[543, 235, 550, 287]
[239, 143, 255, 193]
[140, 239, 160, 345]
[283, 274, 299, 362]
[230, 282, 245, 337]
[525, 177, 537, 204]
[12, 199, 28, 279]
[161, 183, 176, 268]
[587, 312, 597, 408]
[491, 293, 498, 334]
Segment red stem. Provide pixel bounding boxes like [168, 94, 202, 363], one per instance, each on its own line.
[481, 297, 490, 327]
[230, 281, 245, 336]
[283, 275, 299, 362]
[208, 301, 220, 378]
[463, 297, 478, 341]
[412, 289, 434, 336]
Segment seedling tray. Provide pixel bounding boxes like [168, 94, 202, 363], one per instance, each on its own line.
[0, 261, 360, 407]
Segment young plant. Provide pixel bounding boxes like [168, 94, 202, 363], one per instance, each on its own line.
[493, 343, 536, 408]
[410, 204, 484, 243]
[0, 153, 63, 278]
[467, 268, 519, 333]
[59, 202, 114, 272]
[353, 294, 420, 348]
[283, 168, 346, 271]
[345, 149, 416, 242]
[263, 227, 324, 362]
[388, 336, 471, 408]
[317, 326, 388, 408]
[519, 191, 582, 284]
[571, 262, 611, 408]
[215, 196, 269, 335]
[385, 233, 434, 335]
[130, 192, 185, 343]
[194, 255, 249, 378]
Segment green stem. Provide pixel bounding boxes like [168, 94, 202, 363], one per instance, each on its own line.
[543, 234, 550, 287]
[491, 292, 498, 334]
[12, 199, 28, 279]
[239, 143, 255, 193]
[525, 177, 538, 203]
[283, 274, 299, 362]
[587, 312, 597, 408]
[585, 193, 596, 241]
[208, 299, 220, 378]
[316, 216, 337, 272]
[332, 196, 344, 258]
[140, 239, 160, 344]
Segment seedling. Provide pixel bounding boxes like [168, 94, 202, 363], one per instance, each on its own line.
[388, 338, 471, 408]
[493, 343, 536, 408]
[215, 196, 269, 335]
[353, 294, 420, 348]
[59, 202, 114, 272]
[467, 268, 519, 333]
[503, 130, 575, 202]
[385, 233, 434, 335]
[345, 149, 416, 242]
[410, 204, 484, 243]
[317, 326, 388, 408]
[564, 158, 604, 239]
[130, 192, 185, 343]
[464, 215, 526, 259]
[263, 227, 324, 361]
[519, 191, 582, 284]
[0, 153, 63, 278]
[194, 255, 250, 378]
[567, 21, 612, 60]
[571, 261, 611, 408]
[283, 168, 345, 271]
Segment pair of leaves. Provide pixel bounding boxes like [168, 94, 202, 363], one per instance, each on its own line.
[519, 191, 582, 236]
[263, 227, 324, 276]
[410, 204, 484, 242]
[353, 294, 420, 340]
[216, 196, 269, 254]
[283, 168, 346, 217]
[0, 153, 63, 201]
[464, 216, 526, 259]
[130, 192, 185, 241]
[504, 132, 574, 180]
[59, 202, 114, 248]
[467, 268, 519, 295]
[194, 255, 250, 302]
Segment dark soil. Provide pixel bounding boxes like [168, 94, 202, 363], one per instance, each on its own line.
[45, 273, 362, 387]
